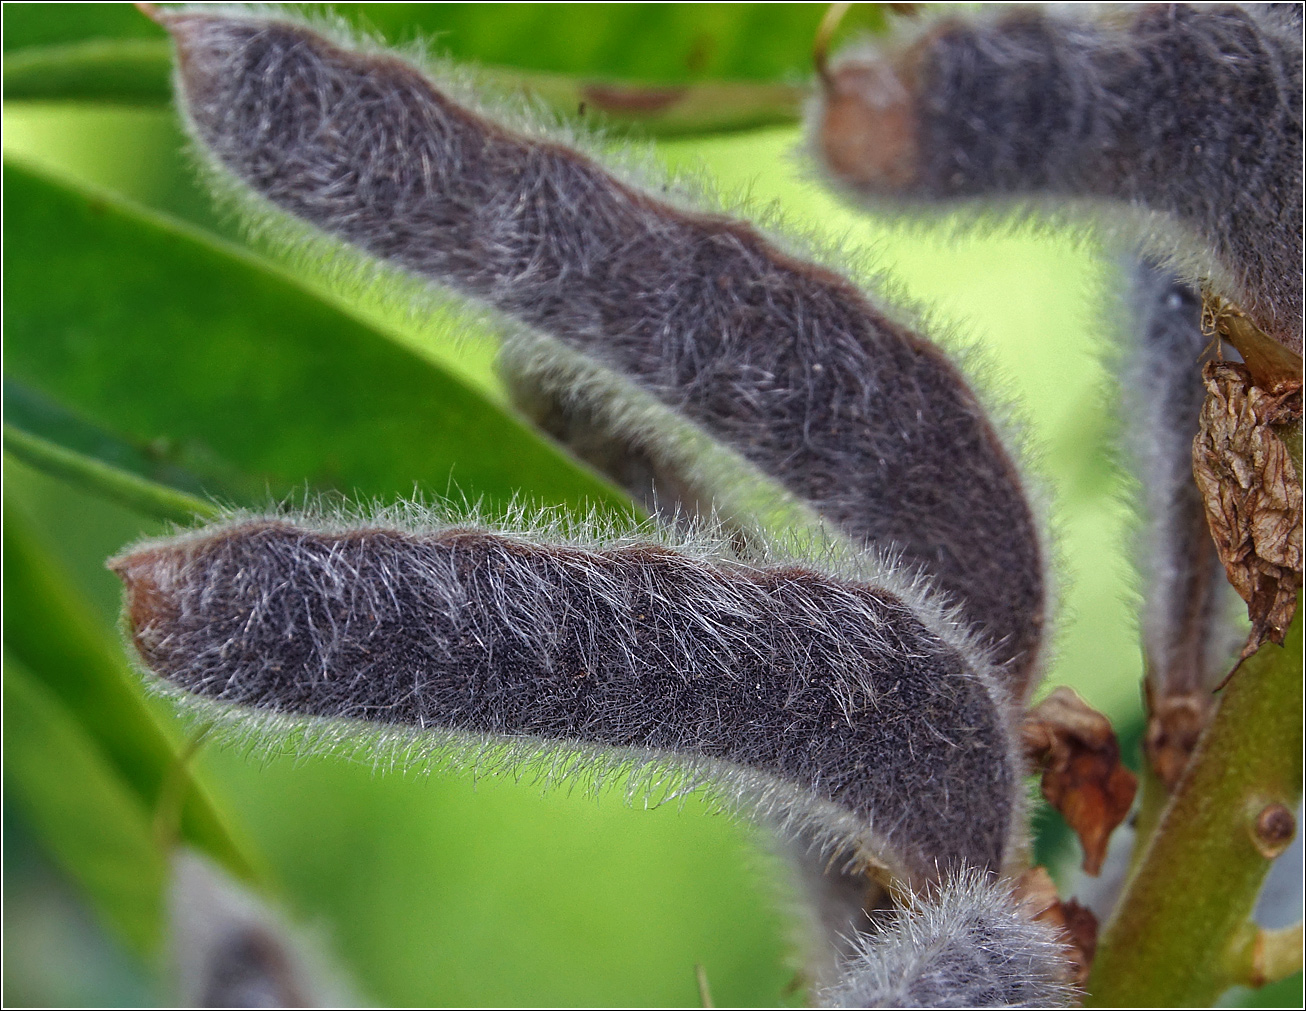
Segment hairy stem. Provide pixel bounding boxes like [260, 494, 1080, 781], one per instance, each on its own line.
[1087, 598, 1303, 1005]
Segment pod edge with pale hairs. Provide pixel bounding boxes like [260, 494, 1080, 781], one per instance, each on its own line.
[816, 868, 1077, 1009]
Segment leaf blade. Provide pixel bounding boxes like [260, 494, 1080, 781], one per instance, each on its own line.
[3, 649, 167, 954]
[3, 159, 630, 516]
[4, 422, 219, 524]
[3, 501, 257, 884]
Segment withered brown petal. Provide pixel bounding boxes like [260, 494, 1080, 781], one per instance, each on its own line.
[1022, 687, 1138, 876]
[1014, 866, 1098, 989]
[1192, 362, 1304, 660]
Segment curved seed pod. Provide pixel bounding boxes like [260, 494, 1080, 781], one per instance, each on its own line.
[1120, 260, 1245, 788]
[501, 363, 722, 536]
[817, 869, 1077, 1009]
[169, 849, 356, 1008]
[814, 3, 1304, 354]
[110, 512, 1024, 890]
[778, 829, 897, 989]
[151, 5, 1047, 698]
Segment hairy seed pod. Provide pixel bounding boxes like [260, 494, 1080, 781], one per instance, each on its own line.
[111, 513, 1024, 889]
[815, 3, 1304, 354]
[169, 850, 355, 1008]
[817, 869, 1077, 1009]
[1121, 260, 1245, 788]
[154, 6, 1047, 698]
[501, 363, 721, 535]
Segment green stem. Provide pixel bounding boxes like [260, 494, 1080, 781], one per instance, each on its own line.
[1129, 762, 1168, 870]
[1228, 923, 1304, 989]
[1087, 601, 1303, 1005]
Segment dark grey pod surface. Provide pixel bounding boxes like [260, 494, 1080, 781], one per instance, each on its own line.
[158, 8, 1047, 699]
[817, 4, 1304, 352]
[112, 516, 1021, 887]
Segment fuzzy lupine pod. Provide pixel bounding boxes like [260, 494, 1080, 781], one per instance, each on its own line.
[153, 5, 1047, 698]
[501, 362, 721, 536]
[815, 3, 1304, 353]
[779, 828, 897, 989]
[169, 850, 355, 1007]
[817, 869, 1077, 1009]
[111, 512, 1023, 889]
[1121, 260, 1246, 787]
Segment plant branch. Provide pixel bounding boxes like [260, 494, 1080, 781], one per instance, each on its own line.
[1228, 922, 1304, 989]
[1086, 597, 1303, 1005]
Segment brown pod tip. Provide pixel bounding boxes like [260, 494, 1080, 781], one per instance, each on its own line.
[818, 48, 921, 191]
[107, 542, 185, 660]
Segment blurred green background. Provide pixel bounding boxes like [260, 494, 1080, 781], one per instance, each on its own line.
[3, 3, 1297, 1007]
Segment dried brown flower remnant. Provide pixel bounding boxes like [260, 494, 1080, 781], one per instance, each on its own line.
[1201, 293, 1304, 394]
[1022, 688, 1138, 876]
[1192, 361, 1303, 661]
[1015, 866, 1098, 988]
[1143, 687, 1212, 792]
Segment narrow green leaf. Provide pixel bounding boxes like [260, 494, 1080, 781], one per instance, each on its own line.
[1, 2, 166, 54]
[2, 502, 258, 883]
[483, 67, 804, 136]
[4, 3, 887, 82]
[4, 376, 224, 505]
[342, 3, 889, 82]
[3, 650, 167, 954]
[3, 37, 803, 135]
[2, 39, 172, 103]
[4, 423, 218, 524]
[2, 159, 630, 516]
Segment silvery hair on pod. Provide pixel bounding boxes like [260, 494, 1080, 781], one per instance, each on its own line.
[814, 3, 1304, 353]
[817, 869, 1076, 1009]
[111, 508, 1025, 893]
[151, 3, 1048, 702]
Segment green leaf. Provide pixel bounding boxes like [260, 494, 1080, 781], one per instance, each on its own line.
[2, 501, 257, 884]
[2, 159, 629, 516]
[3, 649, 167, 954]
[4, 376, 221, 504]
[4, 423, 218, 524]
[1, 2, 166, 53]
[0, 2, 891, 136]
[2, 39, 173, 103]
[4, 3, 887, 82]
[3, 38, 802, 135]
[343, 3, 889, 82]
